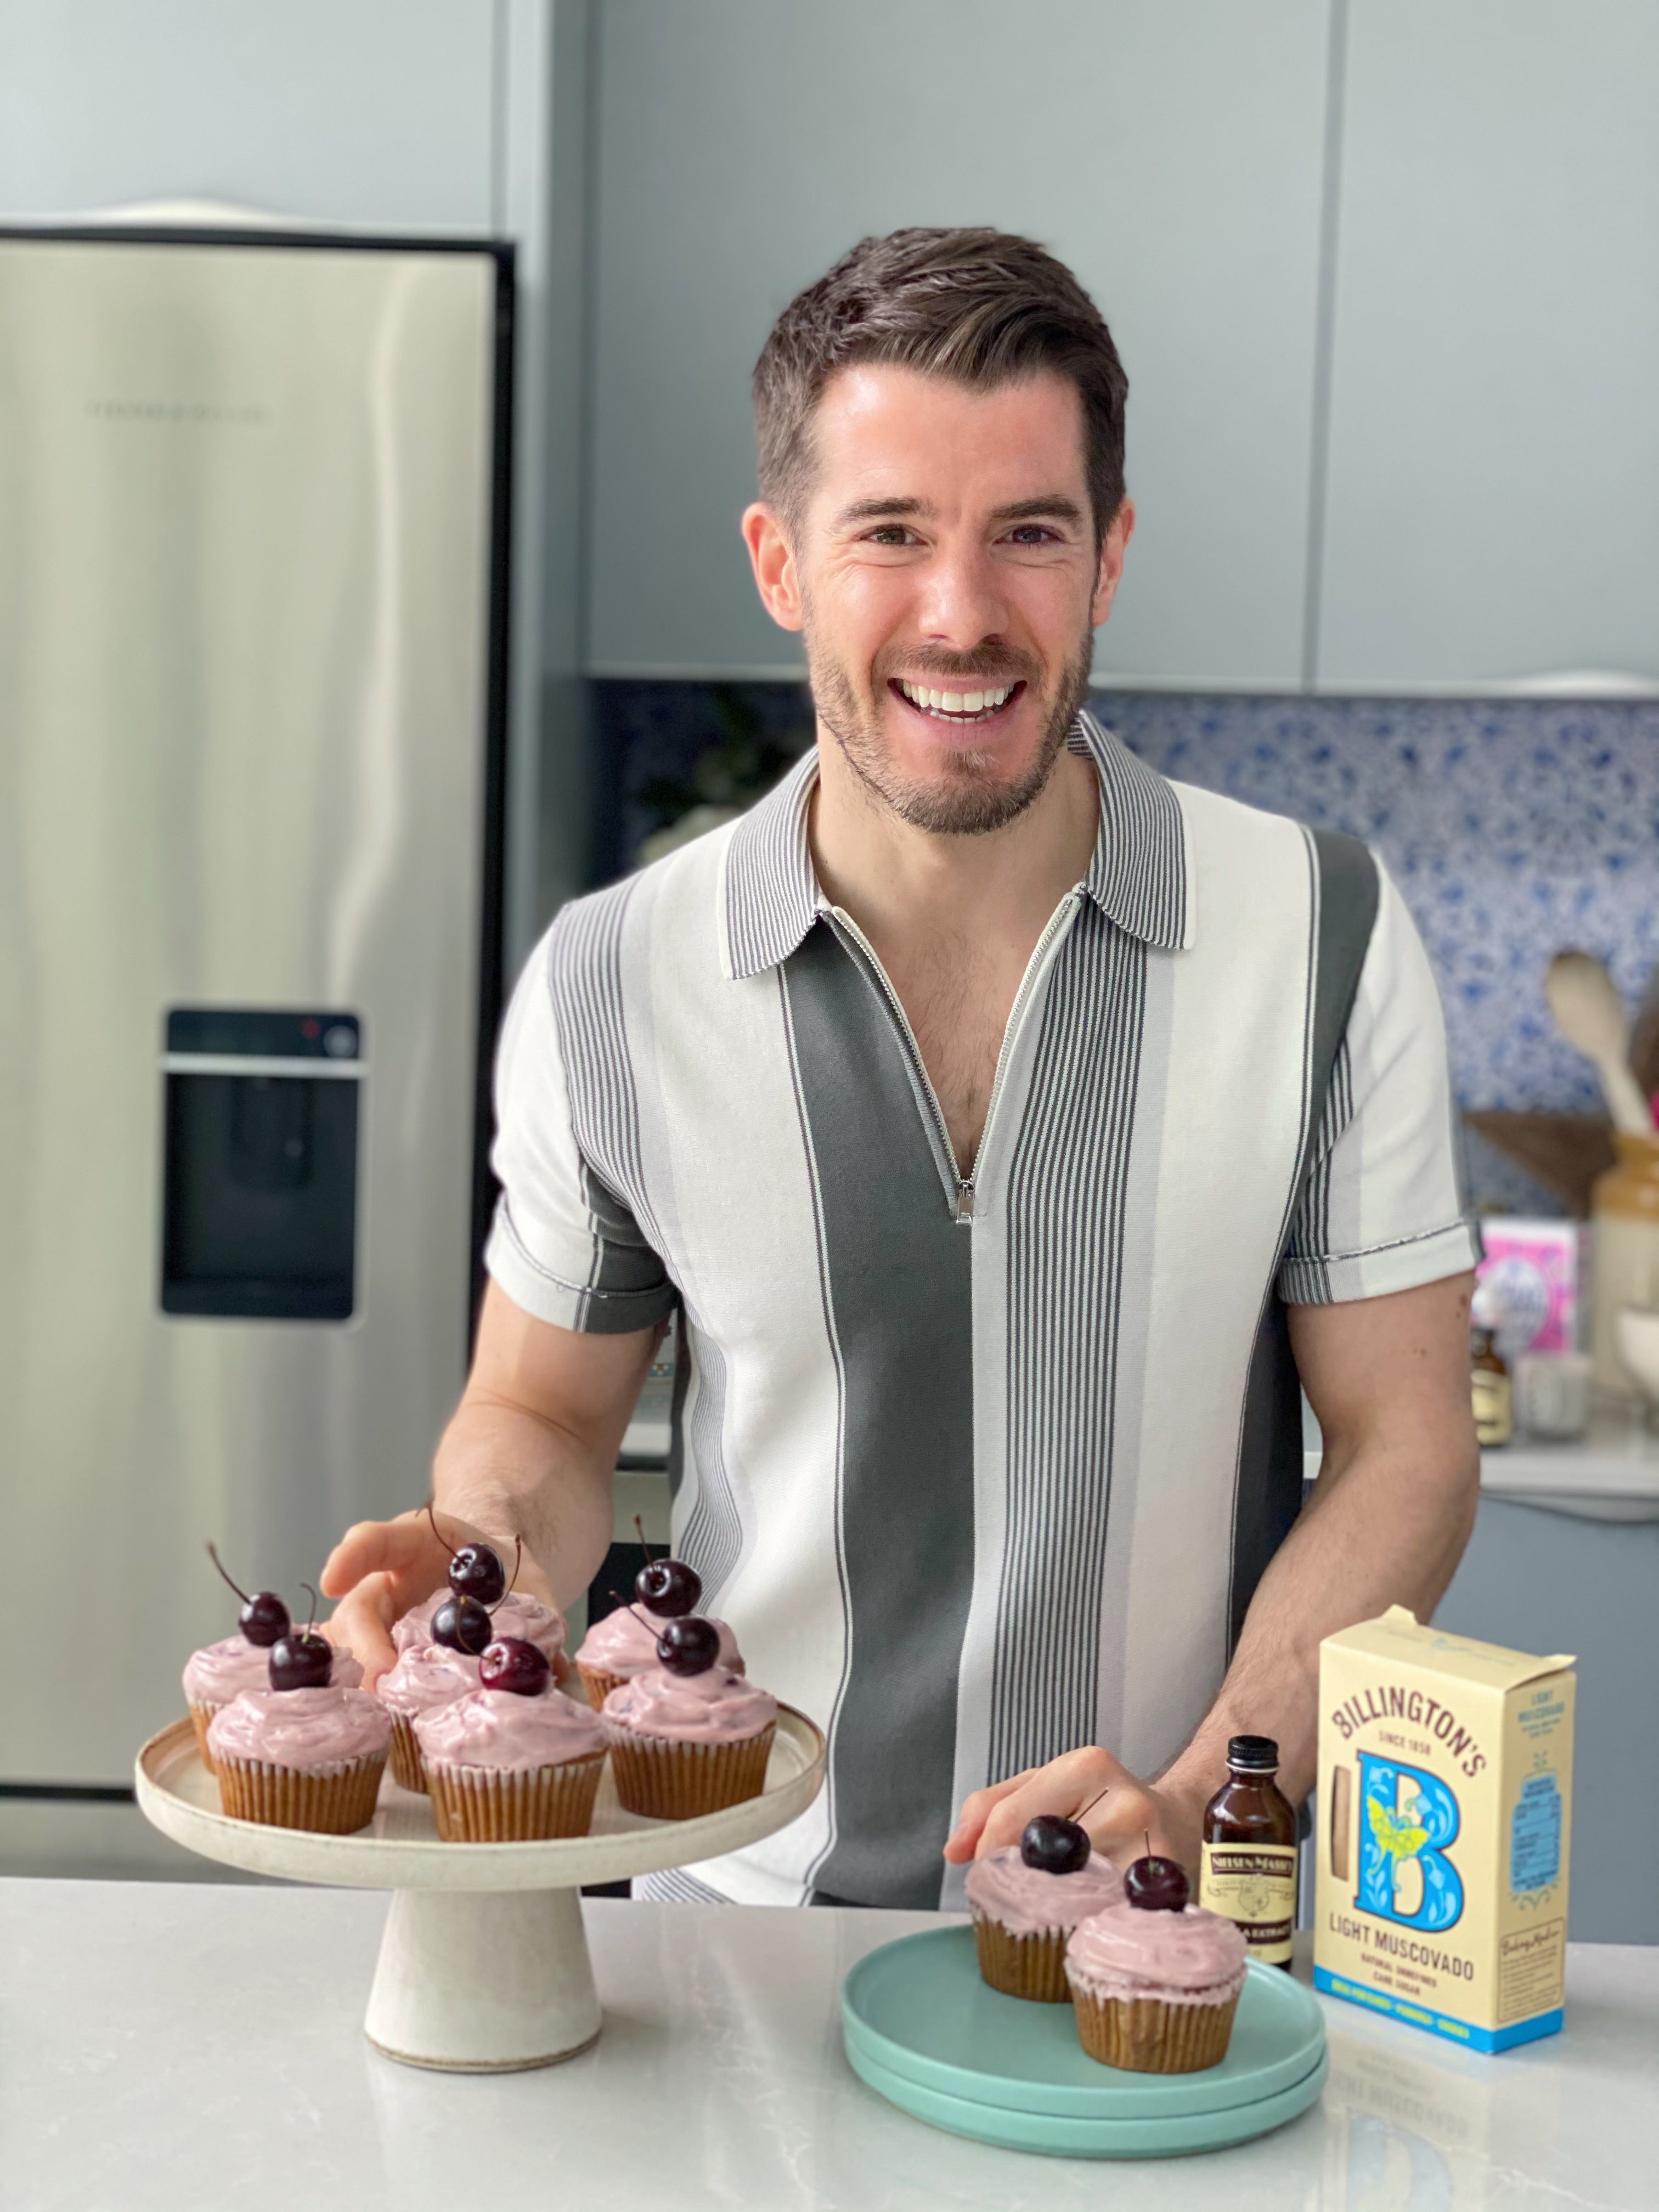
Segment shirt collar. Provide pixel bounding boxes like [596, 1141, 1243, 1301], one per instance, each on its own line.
[718, 706, 1194, 981]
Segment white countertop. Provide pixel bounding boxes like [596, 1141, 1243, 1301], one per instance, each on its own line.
[4, 1880, 1654, 2212]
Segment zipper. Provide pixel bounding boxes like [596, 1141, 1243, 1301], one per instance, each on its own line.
[826, 890, 1082, 1223]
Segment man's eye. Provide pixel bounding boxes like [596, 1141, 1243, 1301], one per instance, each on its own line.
[1005, 524, 1060, 545]
[864, 525, 917, 546]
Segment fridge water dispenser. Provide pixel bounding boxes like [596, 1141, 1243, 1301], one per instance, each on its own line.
[161, 1009, 363, 1321]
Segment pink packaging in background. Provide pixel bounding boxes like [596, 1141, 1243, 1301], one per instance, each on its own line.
[1474, 1219, 1590, 1361]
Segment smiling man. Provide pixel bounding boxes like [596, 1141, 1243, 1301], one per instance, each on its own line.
[324, 229, 1481, 1908]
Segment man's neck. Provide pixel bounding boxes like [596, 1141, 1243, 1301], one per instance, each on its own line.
[808, 724, 1100, 962]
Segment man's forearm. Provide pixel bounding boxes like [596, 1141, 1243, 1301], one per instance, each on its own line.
[1159, 1425, 1480, 1827]
[432, 1388, 616, 1612]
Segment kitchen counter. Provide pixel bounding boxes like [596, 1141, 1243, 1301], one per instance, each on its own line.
[4, 1881, 1654, 2211]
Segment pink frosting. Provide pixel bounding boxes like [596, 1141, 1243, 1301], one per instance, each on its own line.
[576, 1604, 742, 1678]
[392, 1587, 566, 1660]
[414, 1686, 604, 1774]
[375, 1642, 481, 1720]
[206, 1685, 391, 1771]
[601, 1665, 776, 1746]
[964, 1847, 1124, 1937]
[183, 1635, 362, 1705]
[1065, 1900, 1249, 2004]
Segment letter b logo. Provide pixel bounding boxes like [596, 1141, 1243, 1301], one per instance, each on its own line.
[1355, 1753, 1464, 1932]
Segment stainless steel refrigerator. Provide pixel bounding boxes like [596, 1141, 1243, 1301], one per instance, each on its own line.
[0, 227, 510, 1789]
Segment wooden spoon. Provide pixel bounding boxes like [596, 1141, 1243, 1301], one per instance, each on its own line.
[1544, 951, 1655, 1135]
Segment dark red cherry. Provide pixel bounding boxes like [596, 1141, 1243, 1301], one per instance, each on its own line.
[478, 1637, 550, 1697]
[656, 1615, 720, 1677]
[1124, 1855, 1190, 1912]
[432, 1595, 494, 1656]
[635, 1556, 702, 1619]
[449, 1543, 507, 1608]
[268, 1631, 332, 1691]
[239, 1591, 290, 1649]
[1019, 1814, 1091, 1875]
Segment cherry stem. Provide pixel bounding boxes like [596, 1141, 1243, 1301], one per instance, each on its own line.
[301, 1583, 319, 1637]
[505, 1534, 523, 1602]
[205, 1541, 252, 1609]
[1144, 1828, 1153, 1861]
[606, 1585, 662, 1637]
[424, 1498, 459, 1566]
[633, 1513, 656, 1564]
[1074, 1785, 1111, 1829]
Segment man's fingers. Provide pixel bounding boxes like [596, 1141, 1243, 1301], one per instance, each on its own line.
[320, 1515, 439, 1599]
[942, 1769, 1036, 1863]
[324, 1575, 400, 1688]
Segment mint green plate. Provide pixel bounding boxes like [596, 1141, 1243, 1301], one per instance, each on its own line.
[841, 1926, 1327, 2157]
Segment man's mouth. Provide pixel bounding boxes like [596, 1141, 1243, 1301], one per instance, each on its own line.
[890, 678, 1025, 724]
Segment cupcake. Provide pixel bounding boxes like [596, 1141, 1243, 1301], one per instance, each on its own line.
[183, 1634, 362, 1773]
[1064, 1855, 1249, 2074]
[415, 1672, 607, 1841]
[374, 1641, 482, 1791]
[964, 1821, 1124, 2001]
[392, 1586, 566, 1664]
[207, 1683, 391, 1833]
[600, 1615, 776, 1818]
[575, 1602, 742, 1708]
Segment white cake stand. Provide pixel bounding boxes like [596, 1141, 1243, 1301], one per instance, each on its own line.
[135, 1706, 825, 2073]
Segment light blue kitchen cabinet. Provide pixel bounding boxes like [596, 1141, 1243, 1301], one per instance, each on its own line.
[1314, 1, 1659, 692]
[1438, 1498, 1657, 1945]
[586, 0, 1332, 689]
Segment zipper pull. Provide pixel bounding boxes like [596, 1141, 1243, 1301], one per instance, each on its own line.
[956, 1181, 975, 1222]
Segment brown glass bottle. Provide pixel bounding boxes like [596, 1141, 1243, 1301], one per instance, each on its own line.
[1199, 1735, 1298, 1970]
[1471, 1325, 1513, 1447]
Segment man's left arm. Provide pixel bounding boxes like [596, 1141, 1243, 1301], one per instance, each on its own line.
[945, 1268, 1480, 1873]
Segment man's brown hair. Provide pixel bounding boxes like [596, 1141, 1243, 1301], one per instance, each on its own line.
[752, 227, 1128, 542]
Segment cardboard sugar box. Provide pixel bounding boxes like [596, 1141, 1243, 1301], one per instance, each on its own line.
[1314, 1607, 1574, 2053]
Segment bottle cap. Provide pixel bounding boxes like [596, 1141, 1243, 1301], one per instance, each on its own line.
[1226, 1734, 1279, 1770]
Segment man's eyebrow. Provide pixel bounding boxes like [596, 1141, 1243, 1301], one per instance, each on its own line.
[833, 495, 933, 527]
[989, 494, 1086, 526]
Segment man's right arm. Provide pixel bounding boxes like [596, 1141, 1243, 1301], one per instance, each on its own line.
[319, 1279, 659, 1683]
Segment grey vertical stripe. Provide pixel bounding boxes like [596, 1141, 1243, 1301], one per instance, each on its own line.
[675, 1324, 742, 1607]
[547, 877, 667, 1249]
[783, 923, 974, 1910]
[989, 907, 1146, 1781]
[1229, 827, 1379, 1642]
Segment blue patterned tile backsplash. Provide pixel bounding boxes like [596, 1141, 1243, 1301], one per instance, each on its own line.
[594, 684, 1659, 1205]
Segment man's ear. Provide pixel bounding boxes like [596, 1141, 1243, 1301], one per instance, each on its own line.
[742, 502, 804, 633]
[1091, 495, 1136, 630]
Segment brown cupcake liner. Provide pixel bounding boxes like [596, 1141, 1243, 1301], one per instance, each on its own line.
[970, 1911, 1071, 2002]
[577, 1664, 629, 1709]
[215, 1752, 387, 1835]
[426, 1752, 606, 1841]
[606, 1723, 775, 1819]
[387, 1713, 427, 1793]
[1069, 1982, 1242, 2073]
[189, 1701, 223, 1777]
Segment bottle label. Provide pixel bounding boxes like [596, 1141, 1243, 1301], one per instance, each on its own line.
[1471, 1369, 1513, 1446]
[1200, 1842, 1298, 1963]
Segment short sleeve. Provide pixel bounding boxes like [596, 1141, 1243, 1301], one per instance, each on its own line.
[483, 933, 678, 1334]
[1278, 859, 1480, 1306]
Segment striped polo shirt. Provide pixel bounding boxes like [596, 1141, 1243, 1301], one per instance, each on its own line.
[486, 713, 1477, 1911]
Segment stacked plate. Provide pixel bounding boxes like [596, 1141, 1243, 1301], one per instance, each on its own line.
[842, 1926, 1328, 2158]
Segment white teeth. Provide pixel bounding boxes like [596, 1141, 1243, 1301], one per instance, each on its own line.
[899, 678, 1015, 716]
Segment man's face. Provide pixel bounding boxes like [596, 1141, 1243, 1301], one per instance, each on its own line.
[747, 364, 1131, 836]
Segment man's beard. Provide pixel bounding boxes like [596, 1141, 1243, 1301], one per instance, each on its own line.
[806, 624, 1095, 837]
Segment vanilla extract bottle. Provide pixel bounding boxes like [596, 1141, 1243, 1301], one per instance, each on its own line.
[1199, 1735, 1299, 1970]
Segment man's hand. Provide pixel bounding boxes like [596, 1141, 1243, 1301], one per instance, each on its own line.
[944, 1746, 1207, 1877]
[320, 1506, 505, 1688]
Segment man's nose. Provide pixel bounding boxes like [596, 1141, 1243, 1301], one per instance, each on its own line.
[915, 541, 1009, 652]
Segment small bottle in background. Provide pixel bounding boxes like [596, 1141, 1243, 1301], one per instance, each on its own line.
[1471, 1325, 1514, 1447]
[1200, 1735, 1299, 1971]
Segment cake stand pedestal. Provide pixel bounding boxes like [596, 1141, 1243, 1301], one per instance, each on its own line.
[135, 1706, 825, 2073]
